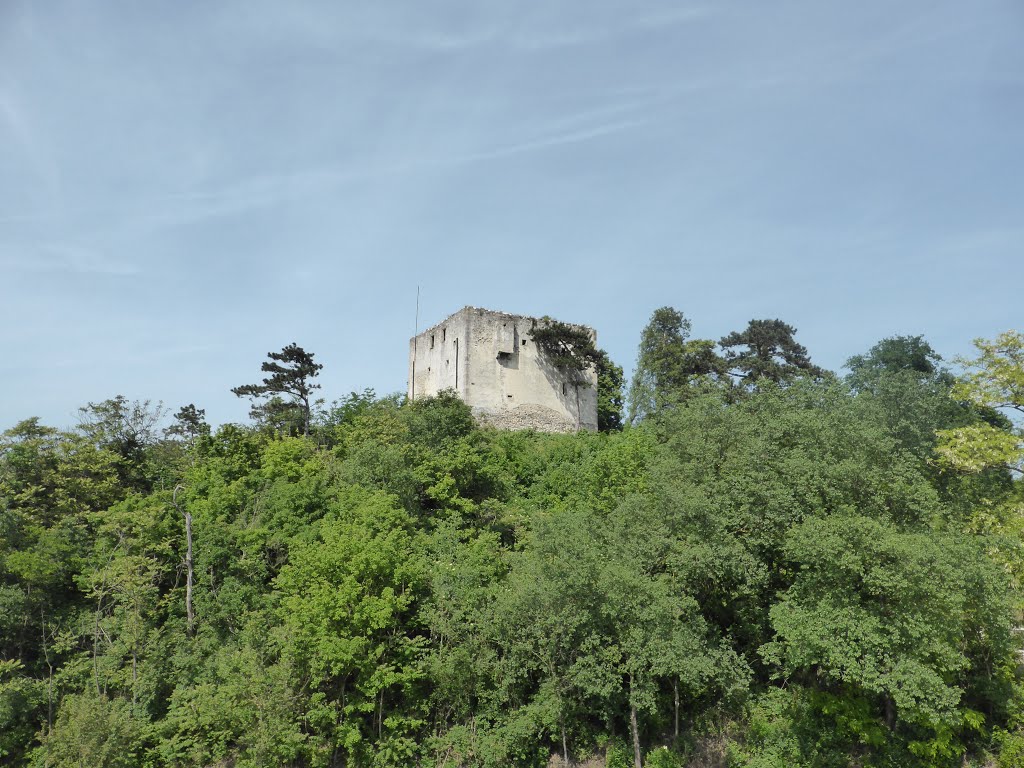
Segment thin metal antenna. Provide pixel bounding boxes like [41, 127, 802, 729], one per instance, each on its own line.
[411, 286, 420, 401]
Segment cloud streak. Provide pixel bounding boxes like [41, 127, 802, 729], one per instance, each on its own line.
[0, 243, 140, 276]
[448, 118, 645, 164]
[507, 4, 715, 50]
[1, 104, 649, 241]
[0, 88, 61, 206]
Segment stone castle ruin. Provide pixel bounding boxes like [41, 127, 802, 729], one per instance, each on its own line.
[408, 306, 598, 432]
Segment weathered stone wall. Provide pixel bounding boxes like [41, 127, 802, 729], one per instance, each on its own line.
[408, 311, 468, 401]
[408, 306, 598, 433]
[472, 404, 578, 433]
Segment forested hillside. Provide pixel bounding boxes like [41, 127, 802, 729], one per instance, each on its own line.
[1, 313, 1022, 768]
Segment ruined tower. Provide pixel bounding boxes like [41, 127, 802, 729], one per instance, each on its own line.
[408, 306, 598, 432]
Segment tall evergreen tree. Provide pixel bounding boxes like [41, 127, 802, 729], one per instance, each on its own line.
[595, 350, 624, 432]
[232, 343, 323, 436]
[164, 404, 210, 446]
[720, 318, 825, 384]
[628, 307, 725, 423]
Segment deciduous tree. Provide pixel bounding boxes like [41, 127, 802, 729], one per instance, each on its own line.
[846, 335, 943, 389]
[628, 307, 725, 423]
[764, 514, 1012, 733]
[77, 396, 167, 491]
[937, 331, 1024, 476]
[844, 336, 978, 460]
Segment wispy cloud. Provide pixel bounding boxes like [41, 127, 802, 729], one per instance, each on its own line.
[0, 102, 650, 242]
[0, 88, 61, 206]
[0, 243, 139, 275]
[932, 226, 1024, 255]
[120, 342, 222, 366]
[328, 2, 715, 53]
[635, 7, 714, 31]
[510, 4, 714, 50]
[449, 118, 645, 164]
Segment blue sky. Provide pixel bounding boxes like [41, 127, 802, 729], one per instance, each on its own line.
[1, 0, 1021, 429]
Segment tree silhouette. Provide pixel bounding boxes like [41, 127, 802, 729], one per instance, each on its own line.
[232, 343, 323, 435]
[720, 319, 824, 384]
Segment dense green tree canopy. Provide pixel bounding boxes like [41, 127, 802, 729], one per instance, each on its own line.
[846, 335, 944, 389]
[0, 318, 1020, 768]
[938, 331, 1024, 477]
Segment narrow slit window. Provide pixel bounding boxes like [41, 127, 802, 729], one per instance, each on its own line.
[430, 334, 435, 349]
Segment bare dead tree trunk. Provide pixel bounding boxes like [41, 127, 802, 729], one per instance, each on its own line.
[40, 607, 53, 735]
[562, 718, 570, 766]
[132, 647, 138, 710]
[629, 674, 642, 768]
[93, 596, 103, 696]
[673, 677, 680, 743]
[184, 512, 194, 635]
[173, 486, 195, 637]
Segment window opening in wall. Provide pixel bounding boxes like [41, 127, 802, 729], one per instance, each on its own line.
[507, 394, 513, 399]
[522, 339, 527, 346]
[442, 328, 446, 342]
[562, 382, 567, 395]
[430, 334, 435, 349]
